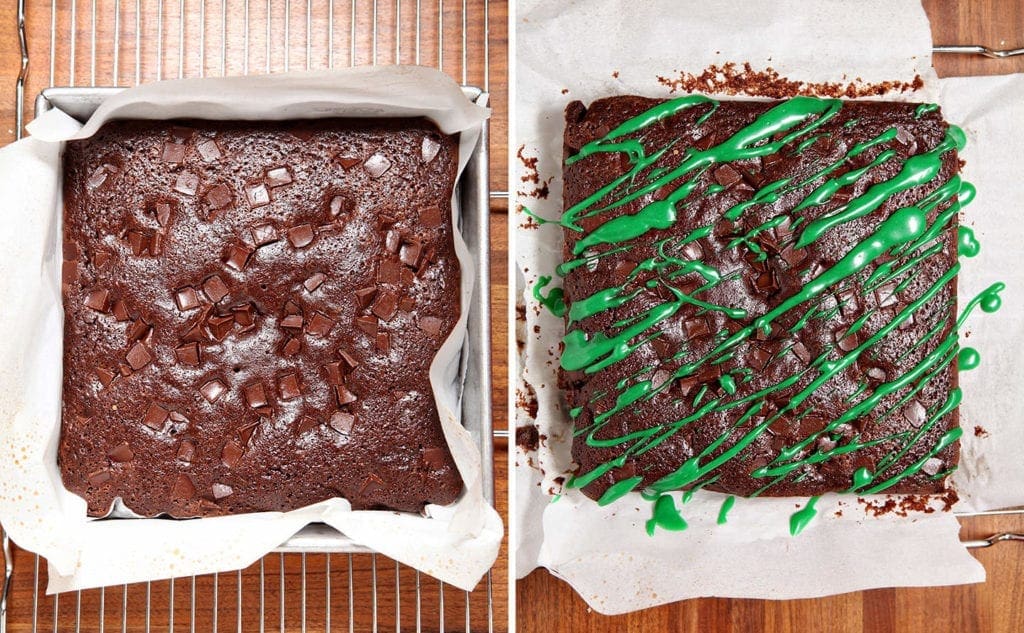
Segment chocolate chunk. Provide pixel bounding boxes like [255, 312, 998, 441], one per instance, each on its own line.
[108, 442, 134, 463]
[95, 367, 117, 387]
[875, 281, 899, 308]
[335, 155, 361, 170]
[376, 331, 391, 353]
[422, 446, 446, 470]
[328, 193, 354, 219]
[789, 341, 812, 365]
[296, 415, 320, 435]
[200, 378, 227, 403]
[835, 328, 859, 353]
[85, 288, 110, 312]
[921, 457, 944, 476]
[371, 291, 399, 322]
[196, 138, 222, 161]
[281, 314, 304, 329]
[400, 242, 422, 267]
[127, 230, 150, 256]
[211, 483, 234, 500]
[174, 171, 200, 196]
[903, 399, 927, 427]
[125, 342, 153, 370]
[278, 373, 302, 400]
[750, 345, 773, 371]
[419, 316, 443, 337]
[323, 361, 344, 385]
[416, 248, 435, 276]
[244, 382, 269, 409]
[112, 299, 131, 321]
[304, 272, 326, 292]
[377, 261, 402, 284]
[238, 422, 260, 445]
[126, 317, 152, 342]
[399, 296, 415, 312]
[265, 166, 293, 187]
[780, 244, 807, 268]
[171, 473, 196, 500]
[836, 288, 860, 318]
[62, 261, 79, 290]
[118, 363, 133, 377]
[93, 250, 113, 270]
[355, 315, 379, 338]
[206, 313, 235, 341]
[754, 270, 780, 295]
[176, 440, 196, 464]
[223, 243, 254, 271]
[339, 350, 360, 370]
[249, 224, 278, 247]
[88, 469, 112, 486]
[87, 164, 116, 188]
[142, 402, 169, 429]
[221, 441, 243, 468]
[233, 303, 256, 328]
[205, 183, 234, 211]
[329, 411, 355, 435]
[866, 366, 888, 382]
[713, 164, 742, 188]
[683, 317, 711, 340]
[306, 312, 335, 337]
[419, 205, 443, 227]
[282, 337, 302, 356]
[421, 136, 441, 163]
[245, 183, 271, 208]
[161, 142, 186, 163]
[287, 224, 315, 248]
[334, 385, 358, 406]
[174, 286, 201, 311]
[363, 154, 392, 178]
[203, 275, 229, 303]
[355, 286, 378, 308]
[385, 229, 401, 253]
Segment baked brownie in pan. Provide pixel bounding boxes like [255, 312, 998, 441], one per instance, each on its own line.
[560, 95, 973, 503]
[61, 118, 463, 518]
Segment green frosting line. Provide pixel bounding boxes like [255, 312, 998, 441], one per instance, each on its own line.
[646, 494, 689, 535]
[717, 495, 736, 525]
[958, 227, 980, 258]
[789, 496, 820, 536]
[958, 347, 980, 370]
[533, 276, 566, 317]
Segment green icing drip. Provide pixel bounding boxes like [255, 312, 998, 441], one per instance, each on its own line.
[717, 495, 736, 525]
[958, 227, 980, 258]
[914, 103, 940, 118]
[789, 496, 820, 536]
[958, 347, 980, 370]
[533, 276, 566, 317]
[645, 494, 689, 535]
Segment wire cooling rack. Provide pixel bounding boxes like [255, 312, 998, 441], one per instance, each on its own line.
[2, 1, 507, 631]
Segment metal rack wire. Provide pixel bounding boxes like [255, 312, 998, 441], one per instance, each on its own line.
[3, 1, 506, 631]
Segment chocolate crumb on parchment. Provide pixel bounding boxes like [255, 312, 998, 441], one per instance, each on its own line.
[657, 62, 924, 99]
[516, 424, 540, 452]
[516, 144, 551, 200]
[974, 425, 990, 438]
[859, 489, 959, 517]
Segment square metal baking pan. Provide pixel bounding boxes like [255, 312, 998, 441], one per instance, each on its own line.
[34, 85, 493, 554]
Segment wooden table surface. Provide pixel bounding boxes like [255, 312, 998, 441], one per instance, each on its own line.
[515, 1, 1024, 632]
[0, 1, 508, 631]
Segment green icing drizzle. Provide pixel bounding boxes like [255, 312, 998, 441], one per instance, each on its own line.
[533, 276, 566, 317]
[717, 495, 736, 524]
[914, 103, 940, 118]
[790, 496, 820, 536]
[538, 95, 1001, 538]
[646, 494, 689, 535]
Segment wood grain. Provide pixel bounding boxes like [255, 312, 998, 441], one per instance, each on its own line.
[515, 1, 1024, 631]
[0, 1, 509, 631]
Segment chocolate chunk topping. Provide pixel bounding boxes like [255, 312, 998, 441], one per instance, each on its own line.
[400, 242, 422, 267]
[221, 441, 243, 468]
[281, 337, 302, 356]
[245, 183, 271, 208]
[161, 142, 186, 163]
[196, 138, 222, 162]
[287, 224, 316, 248]
[875, 281, 898, 308]
[334, 385, 358, 406]
[306, 312, 335, 337]
[421, 136, 441, 163]
[95, 367, 117, 387]
[296, 415, 320, 435]
[85, 288, 110, 312]
[174, 286, 201, 311]
[363, 154, 392, 178]
[88, 470, 112, 486]
[339, 350, 359, 370]
[329, 410, 355, 435]
[250, 223, 279, 246]
[265, 166, 293, 187]
[108, 442, 134, 463]
[223, 243, 254, 272]
[376, 331, 391, 353]
[244, 382, 269, 409]
[419, 205, 443, 228]
[789, 341, 812, 365]
[419, 316, 443, 337]
[142, 402, 170, 430]
[278, 373, 302, 400]
[281, 314, 304, 329]
[335, 156, 361, 170]
[355, 315, 378, 337]
[176, 440, 196, 464]
[125, 342, 153, 370]
[174, 171, 200, 196]
[713, 164, 742, 188]
[211, 483, 234, 500]
[371, 291, 399, 321]
[903, 399, 927, 427]
[200, 378, 227, 403]
[202, 275, 229, 303]
[377, 261, 402, 284]
[355, 286, 378, 308]
[683, 317, 711, 340]
[385, 229, 401, 253]
[204, 183, 234, 211]
[303, 272, 326, 292]
[171, 473, 196, 500]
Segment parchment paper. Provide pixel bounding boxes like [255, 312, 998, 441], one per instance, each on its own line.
[514, 0, 1022, 613]
[0, 65, 502, 593]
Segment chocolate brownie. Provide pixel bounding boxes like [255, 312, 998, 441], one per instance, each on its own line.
[560, 96, 968, 503]
[61, 118, 463, 517]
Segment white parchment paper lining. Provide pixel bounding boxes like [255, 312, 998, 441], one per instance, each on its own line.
[514, 0, 1024, 614]
[0, 65, 502, 593]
